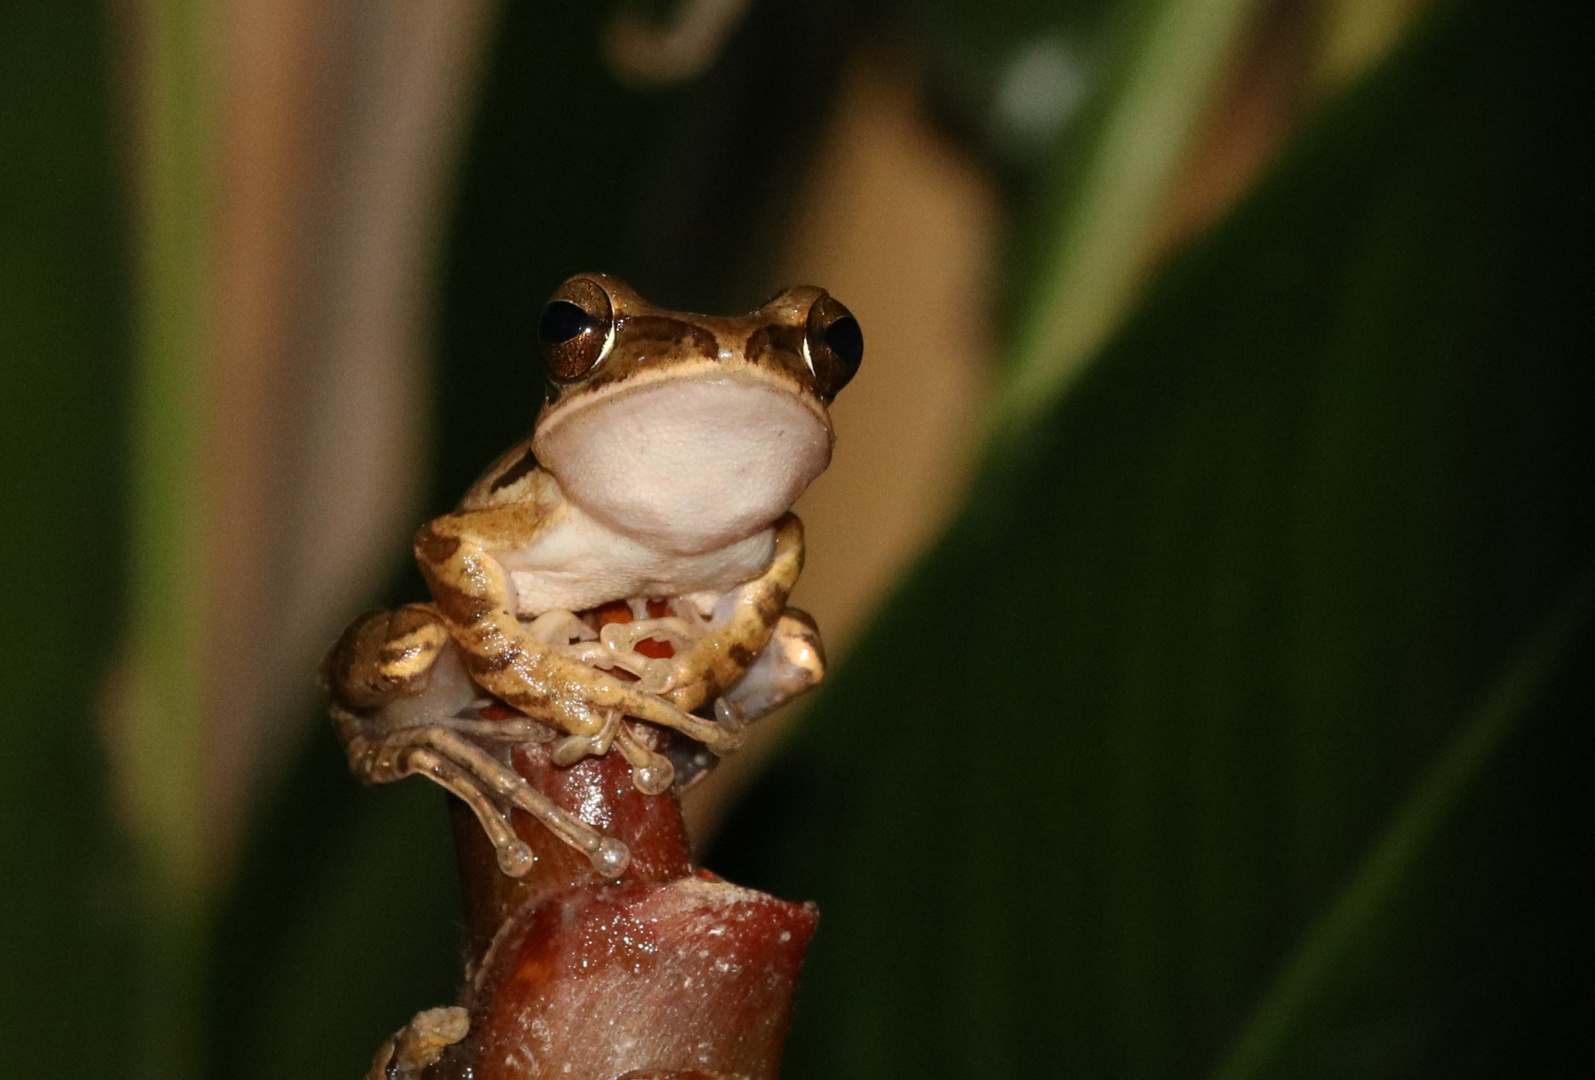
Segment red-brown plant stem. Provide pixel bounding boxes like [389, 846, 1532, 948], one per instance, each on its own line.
[426, 738, 817, 1080]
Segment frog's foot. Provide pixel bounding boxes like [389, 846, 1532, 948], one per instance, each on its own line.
[550, 671, 746, 759]
[526, 601, 743, 760]
[550, 708, 677, 796]
[365, 1005, 468, 1080]
[613, 720, 676, 795]
[551, 706, 622, 765]
[338, 709, 630, 879]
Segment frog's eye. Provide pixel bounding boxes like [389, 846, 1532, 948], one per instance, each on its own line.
[539, 277, 615, 381]
[803, 293, 863, 400]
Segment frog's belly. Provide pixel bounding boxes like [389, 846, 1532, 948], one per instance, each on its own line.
[499, 510, 776, 615]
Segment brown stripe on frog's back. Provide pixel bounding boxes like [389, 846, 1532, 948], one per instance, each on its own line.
[569, 314, 723, 394]
[414, 525, 461, 567]
[745, 322, 803, 360]
[618, 314, 719, 358]
[744, 322, 811, 385]
[488, 445, 542, 492]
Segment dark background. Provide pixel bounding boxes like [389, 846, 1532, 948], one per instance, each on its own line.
[3, 0, 1590, 1076]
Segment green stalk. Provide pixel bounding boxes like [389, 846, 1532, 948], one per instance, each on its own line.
[126, 0, 215, 1075]
[985, 0, 1263, 444]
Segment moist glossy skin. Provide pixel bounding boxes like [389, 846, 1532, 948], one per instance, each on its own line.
[325, 274, 859, 878]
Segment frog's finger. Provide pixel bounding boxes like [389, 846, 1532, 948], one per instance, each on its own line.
[613, 721, 676, 794]
[606, 684, 744, 755]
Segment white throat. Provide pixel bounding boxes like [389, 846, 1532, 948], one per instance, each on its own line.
[535, 374, 831, 555]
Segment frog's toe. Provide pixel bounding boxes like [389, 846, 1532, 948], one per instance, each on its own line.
[590, 837, 631, 878]
[495, 837, 535, 877]
[551, 715, 619, 765]
[365, 1005, 468, 1080]
[613, 721, 676, 794]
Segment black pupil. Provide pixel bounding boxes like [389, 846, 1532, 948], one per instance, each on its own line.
[539, 300, 596, 344]
[824, 316, 863, 366]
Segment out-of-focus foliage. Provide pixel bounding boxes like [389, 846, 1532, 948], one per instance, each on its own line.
[714, 0, 1595, 1076]
[4, 0, 1590, 1076]
[893, 0, 1122, 173]
[0, 3, 135, 1077]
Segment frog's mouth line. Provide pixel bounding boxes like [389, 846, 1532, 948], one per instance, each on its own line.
[532, 371, 834, 556]
[535, 364, 832, 447]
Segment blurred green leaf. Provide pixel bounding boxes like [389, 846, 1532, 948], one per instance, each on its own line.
[990, 0, 1261, 436]
[0, 2, 135, 1077]
[206, 733, 462, 1080]
[123, 2, 218, 1077]
[713, 1, 1595, 1077]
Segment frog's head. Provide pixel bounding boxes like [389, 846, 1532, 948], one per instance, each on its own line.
[530, 273, 862, 556]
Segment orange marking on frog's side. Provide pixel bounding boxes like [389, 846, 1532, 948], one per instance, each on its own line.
[632, 638, 675, 659]
[478, 701, 523, 721]
[587, 597, 677, 658]
[594, 600, 633, 626]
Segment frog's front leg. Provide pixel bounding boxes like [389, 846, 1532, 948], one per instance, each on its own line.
[659, 513, 807, 714]
[415, 509, 742, 756]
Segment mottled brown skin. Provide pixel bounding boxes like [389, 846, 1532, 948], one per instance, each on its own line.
[326, 514, 803, 740]
[341, 274, 857, 1077]
[405, 513, 805, 753]
[403, 275, 839, 748]
[325, 274, 856, 877]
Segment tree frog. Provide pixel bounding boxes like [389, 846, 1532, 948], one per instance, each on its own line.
[324, 274, 861, 878]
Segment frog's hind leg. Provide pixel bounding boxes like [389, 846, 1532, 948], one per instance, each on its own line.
[714, 607, 826, 729]
[386, 744, 532, 877]
[321, 602, 452, 710]
[662, 513, 807, 714]
[341, 714, 631, 879]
